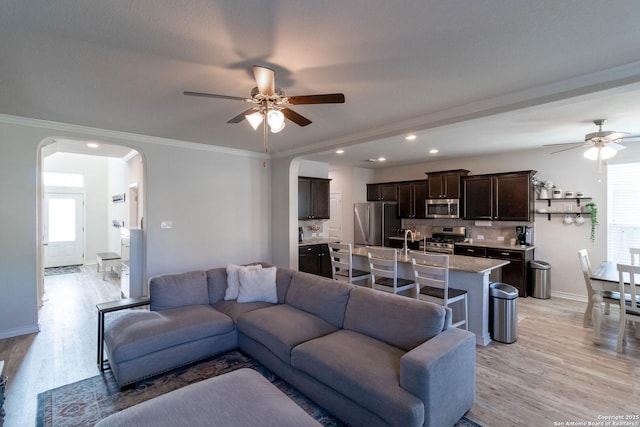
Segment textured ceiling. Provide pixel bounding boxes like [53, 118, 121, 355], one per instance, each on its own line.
[2, 1, 640, 166]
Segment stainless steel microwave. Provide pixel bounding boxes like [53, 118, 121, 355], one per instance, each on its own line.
[425, 199, 460, 219]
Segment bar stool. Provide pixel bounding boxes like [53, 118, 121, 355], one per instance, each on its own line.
[328, 242, 371, 286]
[410, 251, 468, 330]
[366, 246, 416, 296]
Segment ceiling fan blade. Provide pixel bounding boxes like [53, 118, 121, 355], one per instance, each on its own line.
[607, 142, 626, 151]
[550, 145, 586, 154]
[281, 108, 312, 126]
[602, 131, 630, 142]
[253, 66, 275, 96]
[544, 142, 583, 147]
[183, 91, 248, 101]
[227, 108, 259, 124]
[287, 93, 345, 105]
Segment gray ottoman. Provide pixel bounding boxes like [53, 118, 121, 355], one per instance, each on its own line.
[94, 368, 321, 427]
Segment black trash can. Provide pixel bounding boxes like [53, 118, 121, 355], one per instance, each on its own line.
[531, 260, 551, 299]
[490, 282, 518, 344]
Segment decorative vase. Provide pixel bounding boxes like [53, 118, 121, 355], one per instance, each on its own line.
[539, 188, 549, 199]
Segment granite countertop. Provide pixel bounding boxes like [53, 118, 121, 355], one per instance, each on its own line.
[298, 239, 340, 247]
[455, 241, 536, 252]
[351, 246, 508, 274]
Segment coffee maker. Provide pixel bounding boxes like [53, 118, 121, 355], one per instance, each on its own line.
[515, 226, 532, 246]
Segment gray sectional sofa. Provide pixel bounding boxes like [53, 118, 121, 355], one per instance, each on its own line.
[103, 263, 476, 427]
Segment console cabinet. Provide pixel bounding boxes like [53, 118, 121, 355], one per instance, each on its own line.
[462, 171, 535, 221]
[298, 177, 331, 220]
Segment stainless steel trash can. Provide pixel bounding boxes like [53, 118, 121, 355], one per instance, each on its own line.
[490, 282, 518, 344]
[531, 260, 551, 299]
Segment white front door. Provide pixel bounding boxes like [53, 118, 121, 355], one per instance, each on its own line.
[44, 192, 84, 267]
[329, 192, 343, 240]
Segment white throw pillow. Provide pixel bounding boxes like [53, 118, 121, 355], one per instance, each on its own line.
[237, 266, 278, 303]
[225, 264, 262, 301]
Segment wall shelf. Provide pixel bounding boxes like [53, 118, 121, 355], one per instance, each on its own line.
[536, 197, 593, 220]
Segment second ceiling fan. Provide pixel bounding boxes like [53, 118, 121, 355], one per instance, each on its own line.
[184, 65, 345, 138]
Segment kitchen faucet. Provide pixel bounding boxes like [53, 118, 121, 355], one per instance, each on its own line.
[403, 229, 415, 258]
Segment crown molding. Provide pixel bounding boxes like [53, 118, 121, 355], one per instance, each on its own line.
[0, 114, 270, 159]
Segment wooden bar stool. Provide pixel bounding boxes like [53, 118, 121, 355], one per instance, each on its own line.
[366, 246, 416, 296]
[328, 242, 371, 286]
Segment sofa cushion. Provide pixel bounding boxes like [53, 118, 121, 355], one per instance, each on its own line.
[286, 271, 353, 328]
[237, 304, 337, 364]
[238, 266, 278, 303]
[150, 270, 209, 311]
[105, 305, 233, 362]
[212, 299, 274, 323]
[292, 329, 424, 427]
[208, 263, 293, 304]
[343, 287, 446, 351]
[224, 264, 262, 300]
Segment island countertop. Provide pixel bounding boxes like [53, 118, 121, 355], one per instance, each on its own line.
[351, 246, 509, 274]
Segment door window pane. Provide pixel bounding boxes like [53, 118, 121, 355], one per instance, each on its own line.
[48, 199, 76, 242]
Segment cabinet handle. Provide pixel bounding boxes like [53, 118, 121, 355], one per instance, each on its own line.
[501, 252, 509, 256]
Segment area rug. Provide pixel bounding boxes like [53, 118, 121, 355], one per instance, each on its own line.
[36, 350, 481, 427]
[44, 266, 82, 276]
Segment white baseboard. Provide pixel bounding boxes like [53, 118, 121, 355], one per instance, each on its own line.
[0, 323, 40, 339]
[550, 291, 588, 303]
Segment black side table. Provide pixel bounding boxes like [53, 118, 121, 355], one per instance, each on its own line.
[96, 297, 150, 371]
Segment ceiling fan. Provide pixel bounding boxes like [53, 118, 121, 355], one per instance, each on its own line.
[546, 119, 640, 180]
[184, 65, 345, 152]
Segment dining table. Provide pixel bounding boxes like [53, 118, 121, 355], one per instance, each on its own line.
[588, 261, 638, 345]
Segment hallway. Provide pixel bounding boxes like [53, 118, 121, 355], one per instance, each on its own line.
[0, 267, 121, 426]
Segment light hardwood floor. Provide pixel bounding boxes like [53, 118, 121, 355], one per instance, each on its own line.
[0, 270, 638, 427]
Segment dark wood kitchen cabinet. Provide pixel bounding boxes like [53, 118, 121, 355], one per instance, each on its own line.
[298, 244, 332, 278]
[366, 182, 398, 201]
[454, 245, 533, 297]
[397, 180, 428, 218]
[426, 170, 469, 199]
[486, 248, 534, 298]
[298, 177, 331, 220]
[462, 171, 535, 221]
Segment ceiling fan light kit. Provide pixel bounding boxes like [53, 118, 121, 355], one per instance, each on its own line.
[184, 65, 345, 152]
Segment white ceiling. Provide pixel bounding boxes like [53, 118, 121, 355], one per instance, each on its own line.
[2, 1, 640, 167]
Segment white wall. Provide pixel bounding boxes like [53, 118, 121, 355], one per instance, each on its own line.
[371, 145, 640, 300]
[43, 152, 110, 267]
[107, 157, 128, 254]
[0, 117, 271, 339]
[328, 166, 374, 245]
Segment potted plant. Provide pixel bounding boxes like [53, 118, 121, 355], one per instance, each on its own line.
[531, 174, 556, 199]
[585, 201, 598, 242]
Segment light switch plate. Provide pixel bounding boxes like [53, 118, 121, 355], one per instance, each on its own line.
[161, 220, 173, 229]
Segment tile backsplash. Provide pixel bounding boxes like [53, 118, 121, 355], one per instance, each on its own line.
[401, 218, 534, 244]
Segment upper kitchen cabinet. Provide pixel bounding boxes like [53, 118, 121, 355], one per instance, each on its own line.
[298, 177, 331, 220]
[426, 169, 469, 199]
[366, 183, 398, 201]
[462, 171, 535, 221]
[397, 180, 428, 218]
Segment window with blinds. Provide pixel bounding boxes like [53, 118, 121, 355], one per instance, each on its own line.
[607, 162, 640, 263]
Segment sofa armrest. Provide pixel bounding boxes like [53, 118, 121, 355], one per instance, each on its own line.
[400, 328, 475, 427]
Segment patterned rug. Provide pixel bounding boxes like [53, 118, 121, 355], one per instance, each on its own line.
[44, 266, 82, 276]
[36, 350, 481, 426]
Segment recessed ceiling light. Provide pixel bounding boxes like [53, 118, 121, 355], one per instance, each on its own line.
[405, 135, 417, 141]
[378, 157, 386, 162]
[87, 143, 99, 148]
[336, 149, 345, 154]
[429, 149, 439, 154]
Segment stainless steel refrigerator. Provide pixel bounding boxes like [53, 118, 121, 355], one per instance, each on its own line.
[354, 202, 400, 247]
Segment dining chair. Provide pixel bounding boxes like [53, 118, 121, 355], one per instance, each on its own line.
[629, 248, 640, 265]
[328, 242, 371, 286]
[366, 246, 416, 296]
[615, 263, 640, 352]
[410, 251, 468, 330]
[578, 249, 618, 327]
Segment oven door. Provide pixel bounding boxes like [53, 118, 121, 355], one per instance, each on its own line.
[425, 199, 459, 219]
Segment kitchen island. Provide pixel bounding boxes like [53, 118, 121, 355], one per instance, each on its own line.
[351, 247, 508, 346]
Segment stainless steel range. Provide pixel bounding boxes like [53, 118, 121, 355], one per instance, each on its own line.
[424, 226, 466, 254]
